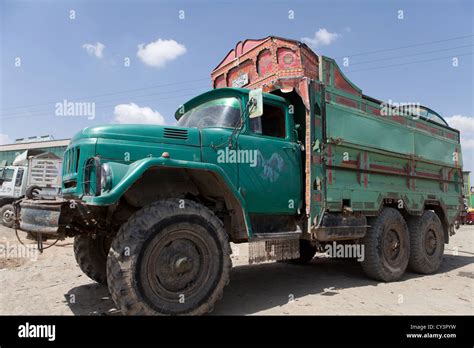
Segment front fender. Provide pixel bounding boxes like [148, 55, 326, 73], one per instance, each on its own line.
[82, 157, 251, 237]
[0, 196, 17, 207]
[85, 156, 249, 217]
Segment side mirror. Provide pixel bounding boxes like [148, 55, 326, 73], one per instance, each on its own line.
[293, 124, 303, 149]
[248, 88, 263, 119]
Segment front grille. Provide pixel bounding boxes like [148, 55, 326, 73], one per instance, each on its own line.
[163, 128, 188, 140]
[63, 147, 80, 176]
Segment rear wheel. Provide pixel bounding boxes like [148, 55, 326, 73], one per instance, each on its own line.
[107, 199, 231, 315]
[407, 211, 444, 274]
[0, 204, 14, 228]
[74, 234, 112, 285]
[361, 208, 410, 282]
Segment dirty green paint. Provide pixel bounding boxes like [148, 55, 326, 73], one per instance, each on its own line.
[315, 57, 463, 227]
[61, 72, 463, 238]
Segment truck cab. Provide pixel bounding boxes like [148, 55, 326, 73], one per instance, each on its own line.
[176, 88, 304, 233]
[0, 166, 27, 198]
[0, 166, 27, 226]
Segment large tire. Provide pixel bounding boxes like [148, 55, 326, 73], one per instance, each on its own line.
[107, 199, 231, 315]
[0, 204, 14, 228]
[74, 234, 112, 285]
[407, 211, 444, 274]
[279, 240, 317, 264]
[361, 208, 410, 282]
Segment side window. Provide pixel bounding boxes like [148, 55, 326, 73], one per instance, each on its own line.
[2, 169, 14, 182]
[249, 103, 286, 138]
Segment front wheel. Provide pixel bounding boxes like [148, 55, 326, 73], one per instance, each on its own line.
[74, 234, 112, 285]
[0, 204, 14, 228]
[107, 199, 231, 315]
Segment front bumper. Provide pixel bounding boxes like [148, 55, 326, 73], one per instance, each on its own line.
[15, 199, 65, 234]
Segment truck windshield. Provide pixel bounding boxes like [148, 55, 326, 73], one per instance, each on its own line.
[1, 168, 14, 182]
[177, 97, 241, 129]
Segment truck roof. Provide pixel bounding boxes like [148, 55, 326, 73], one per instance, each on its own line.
[212, 35, 314, 72]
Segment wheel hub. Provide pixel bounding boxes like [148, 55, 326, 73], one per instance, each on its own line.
[148, 235, 205, 294]
[3, 209, 13, 223]
[425, 229, 437, 256]
[174, 256, 193, 274]
[383, 228, 401, 262]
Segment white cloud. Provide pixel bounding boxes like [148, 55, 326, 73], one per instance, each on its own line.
[113, 103, 166, 125]
[461, 138, 474, 173]
[137, 38, 186, 68]
[0, 134, 11, 145]
[82, 42, 105, 59]
[445, 114, 474, 133]
[445, 114, 474, 172]
[462, 138, 474, 149]
[302, 28, 340, 48]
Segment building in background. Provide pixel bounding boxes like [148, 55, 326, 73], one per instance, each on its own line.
[0, 135, 69, 166]
[462, 171, 473, 209]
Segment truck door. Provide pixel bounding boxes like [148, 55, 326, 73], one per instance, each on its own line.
[237, 100, 302, 215]
[0, 167, 16, 197]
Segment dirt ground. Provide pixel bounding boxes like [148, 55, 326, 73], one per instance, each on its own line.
[0, 224, 472, 315]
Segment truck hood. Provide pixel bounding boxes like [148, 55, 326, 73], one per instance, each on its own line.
[73, 124, 200, 147]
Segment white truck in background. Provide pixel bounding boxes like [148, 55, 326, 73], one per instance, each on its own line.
[0, 150, 62, 227]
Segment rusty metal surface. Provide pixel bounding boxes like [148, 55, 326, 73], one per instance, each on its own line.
[16, 199, 65, 234]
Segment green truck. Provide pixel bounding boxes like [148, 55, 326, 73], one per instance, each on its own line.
[16, 37, 464, 315]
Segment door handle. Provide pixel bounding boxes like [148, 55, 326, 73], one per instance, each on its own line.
[282, 146, 296, 151]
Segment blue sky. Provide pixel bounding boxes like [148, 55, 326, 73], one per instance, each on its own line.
[0, 0, 473, 170]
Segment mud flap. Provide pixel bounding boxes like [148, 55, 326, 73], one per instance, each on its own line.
[248, 238, 300, 264]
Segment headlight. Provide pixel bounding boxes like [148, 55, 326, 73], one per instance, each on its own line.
[101, 163, 113, 192]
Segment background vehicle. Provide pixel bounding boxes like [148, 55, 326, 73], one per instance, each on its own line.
[0, 150, 62, 227]
[15, 37, 464, 315]
[464, 209, 474, 224]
